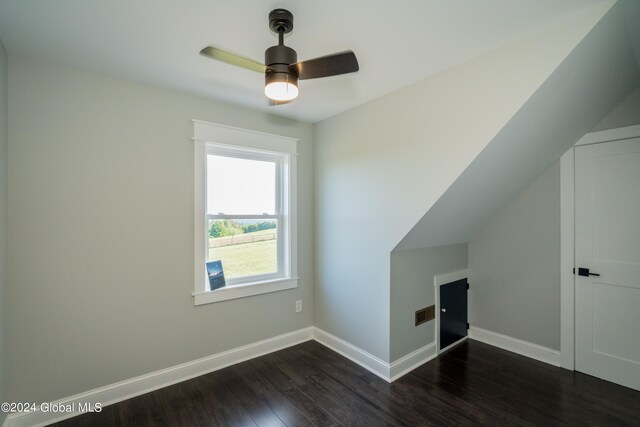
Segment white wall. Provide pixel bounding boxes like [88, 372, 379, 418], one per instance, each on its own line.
[6, 56, 314, 403]
[390, 244, 467, 361]
[0, 39, 8, 425]
[314, 2, 615, 361]
[469, 161, 561, 350]
[591, 85, 640, 131]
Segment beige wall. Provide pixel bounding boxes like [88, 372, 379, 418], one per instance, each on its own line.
[469, 161, 561, 350]
[0, 40, 7, 424]
[7, 55, 314, 403]
[390, 244, 467, 361]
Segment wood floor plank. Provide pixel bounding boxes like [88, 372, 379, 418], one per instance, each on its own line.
[52, 339, 640, 427]
[276, 358, 391, 426]
[295, 343, 466, 426]
[247, 355, 341, 427]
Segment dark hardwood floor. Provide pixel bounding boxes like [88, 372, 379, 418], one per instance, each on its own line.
[53, 339, 640, 426]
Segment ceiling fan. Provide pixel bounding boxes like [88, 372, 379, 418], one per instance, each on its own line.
[200, 8, 359, 104]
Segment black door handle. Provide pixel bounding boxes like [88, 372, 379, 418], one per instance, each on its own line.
[577, 267, 600, 277]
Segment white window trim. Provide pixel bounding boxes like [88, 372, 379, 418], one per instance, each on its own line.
[192, 120, 298, 305]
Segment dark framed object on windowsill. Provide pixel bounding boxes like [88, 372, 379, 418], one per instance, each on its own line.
[206, 260, 226, 291]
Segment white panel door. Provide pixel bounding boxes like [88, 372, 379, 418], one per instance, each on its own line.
[575, 137, 640, 391]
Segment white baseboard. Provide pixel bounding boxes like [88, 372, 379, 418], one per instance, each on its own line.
[4, 326, 439, 427]
[312, 327, 391, 381]
[312, 327, 437, 383]
[389, 342, 437, 382]
[469, 326, 561, 367]
[439, 335, 468, 354]
[3, 327, 314, 427]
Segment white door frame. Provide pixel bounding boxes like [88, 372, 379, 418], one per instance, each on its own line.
[560, 124, 640, 370]
[434, 269, 469, 354]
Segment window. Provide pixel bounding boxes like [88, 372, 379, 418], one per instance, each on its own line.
[207, 148, 280, 281]
[193, 120, 298, 305]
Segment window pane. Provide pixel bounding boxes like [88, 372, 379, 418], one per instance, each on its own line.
[207, 219, 278, 280]
[207, 155, 276, 215]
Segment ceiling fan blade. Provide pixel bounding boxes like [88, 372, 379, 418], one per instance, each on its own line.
[292, 51, 359, 80]
[200, 46, 266, 73]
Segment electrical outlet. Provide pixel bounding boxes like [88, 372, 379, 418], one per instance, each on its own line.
[295, 300, 302, 313]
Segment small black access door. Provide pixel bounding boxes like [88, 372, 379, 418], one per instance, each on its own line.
[440, 278, 468, 350]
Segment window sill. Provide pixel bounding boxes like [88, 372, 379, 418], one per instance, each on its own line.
[192, 277, 298, 305]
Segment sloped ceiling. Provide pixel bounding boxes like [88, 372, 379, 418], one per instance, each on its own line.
[394, 1, 640, 251]
[313, 1, 622, 360]
[0, 0, 610, 123]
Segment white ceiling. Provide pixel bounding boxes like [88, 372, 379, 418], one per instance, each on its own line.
[0, 0, 612, 123]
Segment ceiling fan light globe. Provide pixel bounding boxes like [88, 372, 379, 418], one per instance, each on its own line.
[264, 81, 298, 101]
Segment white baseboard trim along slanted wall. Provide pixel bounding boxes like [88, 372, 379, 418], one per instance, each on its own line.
[3, 326, 439, 427]
[469, 326, 561, 367]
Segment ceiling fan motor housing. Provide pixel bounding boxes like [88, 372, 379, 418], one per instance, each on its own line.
[265, 44, 297, 67]
[265, 44, 298, 88]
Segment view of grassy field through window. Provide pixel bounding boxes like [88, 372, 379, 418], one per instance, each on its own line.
[209, 227, 277, 279]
